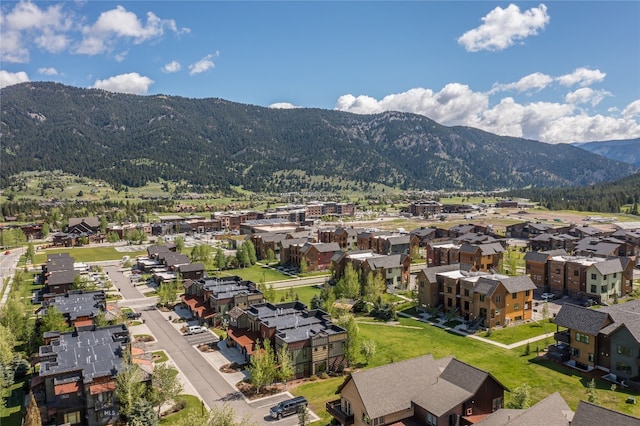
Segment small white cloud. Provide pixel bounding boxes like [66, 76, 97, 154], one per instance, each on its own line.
[77, 5, 188, 55]
[490, 72, 553, 94]
[556, 67, 606, 87]
[565, 88, 610, 107]
[458, 3, 550, 52]
[0, 70, 30, 88]
[114, 50, 129, 62]
[268, 102, 299, 109]
[188, 54, 215, 76]
[90, 72, 154, 95]
[162, 60, 181, 73]
[623, 99, 640, 119]
[37, 67, 58, 76]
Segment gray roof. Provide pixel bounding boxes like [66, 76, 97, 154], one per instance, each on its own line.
[476, 392, 573, 426]
[386, 235, 410, 245]
[45, 291, 105, 320]
[571, 401, 640, 426]
[48, 270, 79, 286]
[300, 242, 341, 254]
[280, 238, 311, 249]
[39, 324, 129, 383]
[366, 254, 404, 270]
[178, 262, 205, 273]
[553, 303, 611, 335]
[349, 355, 505, 419]
[598, 299, 640, 341]
[420, 264, 461, 283]
[524, 252, 553, 263]
[591, 258, 624, 276]
[500, 276, 537, 293]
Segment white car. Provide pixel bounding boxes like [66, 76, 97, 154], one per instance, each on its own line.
[186, 325, 206, 335]
[541, 293, 555, 301]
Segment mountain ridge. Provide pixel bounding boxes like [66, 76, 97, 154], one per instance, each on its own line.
[1, 82, 637, 193]
[572, 139, 640, 167]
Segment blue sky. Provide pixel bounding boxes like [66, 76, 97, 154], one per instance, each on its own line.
[1, 1, 639, 144]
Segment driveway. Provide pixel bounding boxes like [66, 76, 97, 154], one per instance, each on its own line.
[108, 266, 316, 425]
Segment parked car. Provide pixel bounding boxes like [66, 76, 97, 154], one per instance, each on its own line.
[541, 293, 555, 301]
[186, 325, 206, 335]
[4, 250, 10, 255]
[126, 312, 142, 319]
[270, 396, 308, 420]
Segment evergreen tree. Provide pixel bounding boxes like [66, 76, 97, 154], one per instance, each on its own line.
[128, 398, 158, 426]
[24, 391, 42, 426]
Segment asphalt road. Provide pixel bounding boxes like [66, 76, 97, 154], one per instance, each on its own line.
[106, 265, 308, 425]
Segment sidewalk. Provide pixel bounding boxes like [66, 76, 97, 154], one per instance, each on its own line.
[399, 311, 555, 350]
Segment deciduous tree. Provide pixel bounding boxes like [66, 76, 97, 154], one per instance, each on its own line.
[150, 363, 183, 418]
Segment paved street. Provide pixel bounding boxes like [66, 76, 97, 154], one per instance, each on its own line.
[106, 265, 316, 425]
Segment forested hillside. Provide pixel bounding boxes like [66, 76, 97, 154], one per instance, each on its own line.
[1, 82, 637, 193]
[573, 139, 640, 167]
[508, 172, 640, 214]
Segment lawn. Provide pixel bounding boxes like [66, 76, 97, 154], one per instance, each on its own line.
[481, 320, 557, 346]
[274, 285, 322, 307]
[33, 246, 147, 264]
[289, 316, 640, 424]
[0, 380, 26, 426]
[217, 264, 296, 283]
[159, 394, 203, 425]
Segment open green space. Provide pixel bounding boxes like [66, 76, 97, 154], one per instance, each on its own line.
[152, 350, 169, 364]
[0, 380, 27, 426]
[482, 320, 557, 346]
[33, 246, 147, 264]
[274, 285, 321, 307]
[217, 264, 296, 283]
[290, 316, 640, 424]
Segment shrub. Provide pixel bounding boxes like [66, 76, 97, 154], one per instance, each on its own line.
[319, 372, 329, 379]
[309, 374, 318, 381]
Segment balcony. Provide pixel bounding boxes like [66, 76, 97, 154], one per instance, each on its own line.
[326, 399, 354, 425]
[554, 331, 570, 344]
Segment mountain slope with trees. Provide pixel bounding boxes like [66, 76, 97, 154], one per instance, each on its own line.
[1, 82, 637, 193]
[572, 139, 640, 168]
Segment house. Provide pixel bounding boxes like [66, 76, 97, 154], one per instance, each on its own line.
[38, 291, 106, 328]
[226, 301, 347, 377]
[318, 227, 362, 251]
[252, 232, 289, 260]
[407, 200, 444, 217]
[574, 238, 622, 258]
[410, 227, 438, 247]
[524, 249, 568, 290]
[297, 242, 341, 271]
[571, 400, 640, 426]
[181, 276, 264, 326]
[427, 241, 461, 267]
[458, 243, 505, 272]
[584, 258, 624, 303]
[506, 222, 556, 239]
[177, 262, 206, 281]
[279, 237, 312, 265]
[471, 275, 537, 328]
[326, 354, 507, 426]
[475, 392, 573, 425]
[553, 303, 613, 371]
[42, 253, 79, 295]
[361, 253, 411, 290]
[416, 264, 464, 311]
[31, 324, 139, 426]
[68, 217, 101, 234]
[356, 230, 392, 251]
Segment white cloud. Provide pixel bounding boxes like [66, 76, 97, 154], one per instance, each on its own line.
[114, 51, 129, 62]
[90, 72, 154, 95]
[623, 100, 640, 119]
[37, 67, 58, 75]
[77, 5, 188, 55]
[565, 88, 610, 107]
[0, 70, 30, 88]
[162, 60, 181, 73]
[0, 1, 72, 62]
[188, 54, 216, 76]
[269, 102, 299, 109]
[557, 67, 606, 87]
[490, 72, 553, 94]
[334, 74, 640, 143]
[458, 3, 550, 52]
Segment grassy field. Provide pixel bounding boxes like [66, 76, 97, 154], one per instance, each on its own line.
[159, 394, 203, 424]
[482, 320, 557, 346]
[274, 285, 322, 306]
[33, 246, 147, 264]
[289, 316, 640, 424]
[217, 264, 296, 283]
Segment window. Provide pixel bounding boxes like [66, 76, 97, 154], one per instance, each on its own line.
[495, 295, 501, 303]
[590, 285, 597, 293]
[514, 303, 520, 310]
[570, 347, 580, 357]
[574, 270, 579, 276]
[617, 345, 634, 357]
[602, 285, 608, 292]
[512, 293, 517, 299]
[426, 412, 437, 426]
[525, 290, 530, 296]
[341, 398, 352, 415]
[447, 286, 452, 294]
[555, 268, 561, 274]
[588, 353, 594, 362]
[64, 412, 81, 424]
[495, 308, 501, 315]
[613, 273, 617, 278]
[616, 362, 632, 375]
[464, 289, 470, 297]
[591, 273, 596, 280]
[479, 295, 485, 302]
[575, 333, 590, 344]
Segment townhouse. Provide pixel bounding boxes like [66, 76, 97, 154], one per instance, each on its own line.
[181, 276, 264, 327]
[317, 227, 361, 251]
[226, 301, 348, 378]
[427, 241, 504, 273]
[37, 291, 107, 328]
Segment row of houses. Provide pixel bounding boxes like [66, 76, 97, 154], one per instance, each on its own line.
[524, 250, 635, 303]
[416, 264, 537, 329]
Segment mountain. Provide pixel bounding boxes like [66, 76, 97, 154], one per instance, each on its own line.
[573, 139, 640, 168]
[1, 82, 637, 193]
